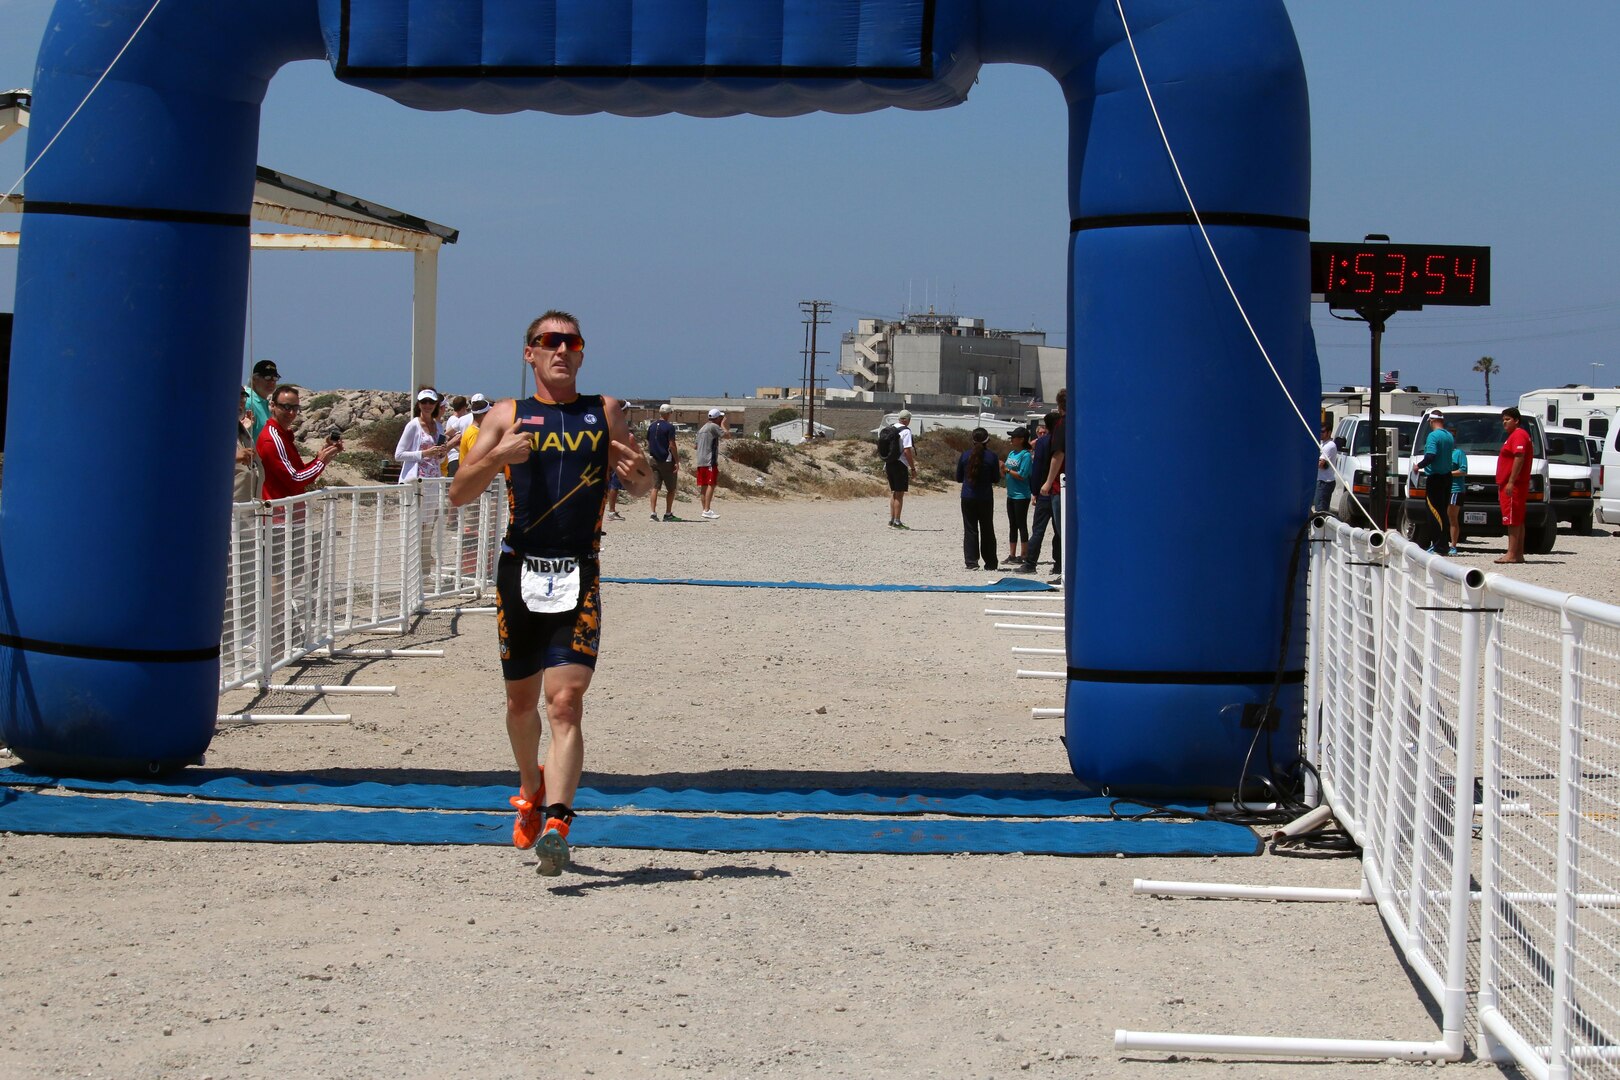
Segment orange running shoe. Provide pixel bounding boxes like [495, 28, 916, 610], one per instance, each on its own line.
[535, 814, 572, 877]
[509, 769, 546, 850]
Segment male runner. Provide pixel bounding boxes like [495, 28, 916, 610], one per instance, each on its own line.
[450, 310, 652, 876]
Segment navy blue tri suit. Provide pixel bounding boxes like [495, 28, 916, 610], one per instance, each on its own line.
[496, 394, 610, 681]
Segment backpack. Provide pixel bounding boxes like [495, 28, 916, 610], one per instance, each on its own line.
[876, 424, 900, 462]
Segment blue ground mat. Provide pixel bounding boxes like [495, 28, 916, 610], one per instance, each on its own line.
[0, 768, 1200, 818]
[0, 789, 1259, 855]
[601, 575, 1055, 592]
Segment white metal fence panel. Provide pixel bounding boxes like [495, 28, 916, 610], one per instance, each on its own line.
[219, 501, 265, 693]
[260, 492, 334, 677]
[327, 484, 415, 637]
[418, 476, 504, 602]
[1308, 518, 1620, 1076]
[1478, 586, 1620, 1078]
[220, 477, 509, 694]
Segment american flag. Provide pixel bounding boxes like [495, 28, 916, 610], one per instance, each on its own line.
[1381, 370, 1399, 387]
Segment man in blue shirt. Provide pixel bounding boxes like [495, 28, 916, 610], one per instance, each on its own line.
[645, 403, 681, 521]
[1416, 410, 1457, 555]
[245, 359, 278, 441]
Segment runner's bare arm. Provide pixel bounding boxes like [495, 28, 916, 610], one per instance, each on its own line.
[449, 400, 529, 506]
[604, 396, 654, 497]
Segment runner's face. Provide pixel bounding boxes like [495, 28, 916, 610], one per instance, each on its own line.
[526, 319, 584, 389]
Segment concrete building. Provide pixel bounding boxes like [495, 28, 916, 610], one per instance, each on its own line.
[838, 310, 1064, 404]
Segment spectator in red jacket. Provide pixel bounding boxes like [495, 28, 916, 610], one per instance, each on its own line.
[257, 385, 341, 499]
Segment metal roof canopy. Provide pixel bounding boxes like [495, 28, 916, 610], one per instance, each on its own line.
[1, 89, 458, 390]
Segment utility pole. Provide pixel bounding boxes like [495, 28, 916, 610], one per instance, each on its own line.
[799, 300, 831, 441]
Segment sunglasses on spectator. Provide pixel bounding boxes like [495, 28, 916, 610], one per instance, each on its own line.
[529, 331, 585, 352]
[273, 401, 301, 411]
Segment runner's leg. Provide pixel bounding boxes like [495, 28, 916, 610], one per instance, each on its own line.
[541, 662, 593, 809]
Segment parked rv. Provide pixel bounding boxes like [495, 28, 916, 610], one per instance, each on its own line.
[1402, 407, 1555, 553]
[1518, 387, 1620, 442]
[1321, 385, 1458, 432]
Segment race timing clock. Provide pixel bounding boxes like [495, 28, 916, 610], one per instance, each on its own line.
[1310, 241, 1490, 309]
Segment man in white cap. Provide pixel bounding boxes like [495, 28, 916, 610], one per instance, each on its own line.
[645, 403, 681, 521]
[695, 408, 726, 518]
[443, 395, 474, 476]
[1415, 409, 1457, 555]
[457, 393, 491, 465]
[887, 409, 917, 529]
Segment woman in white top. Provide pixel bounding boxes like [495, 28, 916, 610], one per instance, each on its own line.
[395, 388, 449, 482]
[397, 387, 451, 584]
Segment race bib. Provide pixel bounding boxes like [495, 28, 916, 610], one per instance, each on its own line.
[520, 556, 581, 613]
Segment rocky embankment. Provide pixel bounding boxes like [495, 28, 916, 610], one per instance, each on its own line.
[284, 387, 964, 498]
[284, 388, 412, 486]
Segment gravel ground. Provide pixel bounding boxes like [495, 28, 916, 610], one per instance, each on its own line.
[6, 486, 1608, 1078]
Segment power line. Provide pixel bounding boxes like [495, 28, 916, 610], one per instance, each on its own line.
[798, 300, 832, 440]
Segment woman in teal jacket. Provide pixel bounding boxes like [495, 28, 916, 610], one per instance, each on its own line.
[1002, 427, 1034, 567]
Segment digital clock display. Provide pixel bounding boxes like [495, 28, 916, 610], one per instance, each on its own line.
[1310, 242, 1490, 309]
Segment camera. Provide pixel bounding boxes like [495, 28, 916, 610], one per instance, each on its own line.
[326, 428, 343, 446]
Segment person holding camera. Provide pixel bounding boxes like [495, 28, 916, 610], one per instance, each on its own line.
[255, 384, 343, 655]
[395, 387, 450, 482]
[257, 385, 342, 499]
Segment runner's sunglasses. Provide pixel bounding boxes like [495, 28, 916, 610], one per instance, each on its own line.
[529, 331, 585, 352]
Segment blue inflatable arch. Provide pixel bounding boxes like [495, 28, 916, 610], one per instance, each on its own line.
[2, 0, 1316, 794]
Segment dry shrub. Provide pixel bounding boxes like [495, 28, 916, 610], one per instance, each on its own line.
[336, 448, 391, 482]
[725, 438, 784, 473]
[355, 415, 408, 455]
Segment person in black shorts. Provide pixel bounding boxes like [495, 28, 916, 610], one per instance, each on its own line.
[887, 409, 917, 528]
[450, 309, 652, 876]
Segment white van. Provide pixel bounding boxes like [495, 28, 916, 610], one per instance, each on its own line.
[1544, 428, 1597, 533]
[1601, 410, 1620, 526]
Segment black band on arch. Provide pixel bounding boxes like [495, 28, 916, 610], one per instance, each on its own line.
[1067, 667, 1305, 686]
[0, 632, 221, 664]
[23, 200, 251, 228]
[1071, 211, 1310, 234]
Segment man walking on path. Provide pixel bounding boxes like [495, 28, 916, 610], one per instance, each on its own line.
[1314, 423, 1339, 513]
[1034, 390, 1066, 584]
[1496, 406, 1532, 564]
[646, 403, 681, 521]
[1416, 410, 1457, 555]
[696, 408, 725, 519]
[887, 409, 917, 529]
[450, 309, 652, 876]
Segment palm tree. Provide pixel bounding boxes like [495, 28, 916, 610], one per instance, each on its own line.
[1474, 355, 1500, 405]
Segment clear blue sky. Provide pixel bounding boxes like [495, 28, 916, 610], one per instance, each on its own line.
[3, 1, 1617, 404]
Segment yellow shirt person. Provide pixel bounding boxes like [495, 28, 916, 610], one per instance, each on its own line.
[460, 395, 490, 463]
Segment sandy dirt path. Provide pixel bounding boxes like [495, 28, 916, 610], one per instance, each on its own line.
[7, 482, 1600, 1077]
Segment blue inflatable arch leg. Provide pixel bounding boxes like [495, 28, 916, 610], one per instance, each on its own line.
[3, 0, 1314, 792]
[989, 1, 1317, 794]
